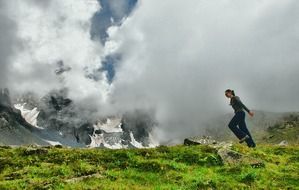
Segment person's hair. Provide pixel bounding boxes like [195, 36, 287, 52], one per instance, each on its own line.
[225, 89, 235, 96]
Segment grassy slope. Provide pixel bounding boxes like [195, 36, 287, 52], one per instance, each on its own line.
[0, 144, 298, 190]
[260, 114, 299, 145]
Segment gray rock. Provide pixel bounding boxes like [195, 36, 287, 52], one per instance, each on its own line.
[217, 148, 264, 167]
[184, 136, 217, 146]
[278, 140, 288, 146]
[217, 148, 243, 163]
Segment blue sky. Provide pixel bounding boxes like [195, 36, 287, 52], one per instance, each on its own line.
[91, 0, 138, 83]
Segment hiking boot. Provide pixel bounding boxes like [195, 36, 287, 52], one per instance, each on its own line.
[239, 135, 250, 143]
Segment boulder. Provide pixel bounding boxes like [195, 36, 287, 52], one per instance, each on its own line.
[217, 148, 264, 167]
[184, 136, 217, 146]
[278, 140, 288, 146]
[217, 148, 243, 164]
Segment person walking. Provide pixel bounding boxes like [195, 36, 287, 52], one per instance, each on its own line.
[225, 89, 256, 148]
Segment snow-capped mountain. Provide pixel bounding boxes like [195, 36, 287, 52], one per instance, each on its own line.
[0, 88, 158, 148]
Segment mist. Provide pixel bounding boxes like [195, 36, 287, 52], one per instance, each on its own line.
[0, 0, 298, 143]
[0, 1, 17, 87]
[106, 0, 299, 141]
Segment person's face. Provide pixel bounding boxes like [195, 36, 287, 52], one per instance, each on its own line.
[225, 92, 232, 98]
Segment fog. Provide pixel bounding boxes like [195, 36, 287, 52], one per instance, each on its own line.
[0, 0, 298, 142]
[105, 0, 299, 140]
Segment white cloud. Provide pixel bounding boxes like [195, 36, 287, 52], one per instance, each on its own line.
[107, 0, 299, 141]
[4, 0, 109, 107]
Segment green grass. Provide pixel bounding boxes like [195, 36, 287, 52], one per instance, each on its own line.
[0, 144, 298, 190]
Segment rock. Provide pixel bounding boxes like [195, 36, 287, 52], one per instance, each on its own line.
[184, 136, 217, 146]
[217, 148, 264, 167]
[217, 148, 243, 164]
[184, 138, 201, 145]
[278, 140, 288, 146]
[54, 144, 63, 148]
[212, 141, 233, 149]
[74, 123, 94, 145]
[23, 148, 48, 156]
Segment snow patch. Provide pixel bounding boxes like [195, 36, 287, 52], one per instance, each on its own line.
[94, 117, 123, 133]
[44, 140, 62, 146]
[129, 131, 144, 148]
[14, 103, 43, 129]
[89, 133, 125, 149]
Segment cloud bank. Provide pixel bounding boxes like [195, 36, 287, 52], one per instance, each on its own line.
[0, 1, 17, 87]
[0, 0, 109, 109]
[106, 0, 299, 141]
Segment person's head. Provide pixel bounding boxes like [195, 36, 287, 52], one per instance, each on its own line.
[225, 89, 235, 98]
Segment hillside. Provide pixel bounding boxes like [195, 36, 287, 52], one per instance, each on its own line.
[0, 103, 49, 146]
[0, 144, 298, 190]
[262, 114, 299, 144]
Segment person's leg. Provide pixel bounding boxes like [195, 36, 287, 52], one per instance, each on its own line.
[228, 112, 247, 140]
[238, 112, 256, 147]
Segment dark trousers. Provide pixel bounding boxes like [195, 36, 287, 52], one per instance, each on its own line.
[228, 111, 256, 147]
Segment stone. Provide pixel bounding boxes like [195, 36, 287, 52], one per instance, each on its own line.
[184, 136, 217, 146]
[278, 140, 288, 146]
[217, 148, 264, 167]
[23, 148, 48, 156]
[217, 148, 243, 164]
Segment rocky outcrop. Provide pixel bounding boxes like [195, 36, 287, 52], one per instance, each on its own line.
[217, 148, 264, 168]
[184, 136, 217, 146]
[184, 136, 264, 167]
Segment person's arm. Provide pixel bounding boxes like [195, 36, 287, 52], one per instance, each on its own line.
[235, 96, 250, 113]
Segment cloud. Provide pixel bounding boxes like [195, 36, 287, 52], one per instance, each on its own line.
[1, 0, 109, 108]
[90, 0, 137, 43]
[0, 0, 17, 88]
[106, 0, 299, 142]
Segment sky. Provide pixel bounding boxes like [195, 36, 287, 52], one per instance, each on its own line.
[0, 0, 298, 142]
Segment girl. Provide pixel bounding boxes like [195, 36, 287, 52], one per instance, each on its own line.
[225, 89, 256, 147]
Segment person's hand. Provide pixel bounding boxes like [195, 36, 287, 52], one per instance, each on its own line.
[249, 111, 254, 117]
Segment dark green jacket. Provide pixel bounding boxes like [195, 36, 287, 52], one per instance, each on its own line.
[230, 96, 250, 113]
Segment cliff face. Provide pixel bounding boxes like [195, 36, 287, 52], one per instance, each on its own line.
[0, 89, 49, 145]
[0, 89, 94, 146]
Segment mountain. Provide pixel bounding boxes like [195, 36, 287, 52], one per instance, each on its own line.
[0, 89, 157, 148]
[0, 89, 49, 146]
